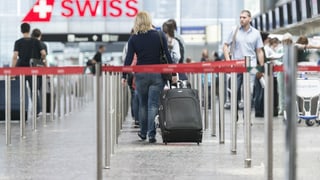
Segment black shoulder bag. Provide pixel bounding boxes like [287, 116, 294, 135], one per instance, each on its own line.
[158, 31, 172, 81]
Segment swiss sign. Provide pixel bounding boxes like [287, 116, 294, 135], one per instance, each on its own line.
[23, 0, 55, 22]
[22, 0, 138, 22]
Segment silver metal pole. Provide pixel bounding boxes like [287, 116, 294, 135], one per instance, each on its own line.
[32, 75, 37, 131]
[72, 75, 76, 110]
[57, 75, 61, 118]
[20, 75, 26, 138]
[284, 44, 297, 180]
[83, 75, 87, 103]
[76, 75, 80, 110]
[264, 62, 274, 178]
[68, 76, 72, 114]
[204, 73, 209, 130]
[211, 73, 216, 136]
[120, 76, 123, 130]
[116, 73, 120, 144]
[244, 56, 252, 168]
[95, 63, 103, 180]
[104, 72, 111, 169]
[42, 75, 47, 126]
[112, 73, 116, 153]
[194, 73, 198, 92]
[78, 75, 82, 108]
[63, 75, 67, 116]
[230, 72, 237, 154]
[5, 75, 11, 145]
[50, 75, 54, 121]
[81, 75, 85, 107]
[218, 73, 225, 144]
[198, 74, 203, 113]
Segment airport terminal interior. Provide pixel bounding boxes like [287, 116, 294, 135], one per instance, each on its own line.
[1, 0, 320, 179]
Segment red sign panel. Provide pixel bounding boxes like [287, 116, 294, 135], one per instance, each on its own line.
[23, 0, 139, 22]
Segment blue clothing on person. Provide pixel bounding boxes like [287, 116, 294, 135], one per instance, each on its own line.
[225, 26, 263, 67]
[124, 30, 173, 142]
[124, 30, 173, 66]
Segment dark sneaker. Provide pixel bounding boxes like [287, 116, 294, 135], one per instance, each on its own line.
[134, 121, 139, 128]
[149, 138, 156, 143]
[138, 133, 146, 140]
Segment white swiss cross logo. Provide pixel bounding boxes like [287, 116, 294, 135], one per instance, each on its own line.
[33, 0, 53, 19]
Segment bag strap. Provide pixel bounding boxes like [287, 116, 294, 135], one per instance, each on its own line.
[230, 25, 239, 57]
[158, 31, 168, 64]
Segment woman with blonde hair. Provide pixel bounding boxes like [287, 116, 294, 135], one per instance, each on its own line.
[122, 11, 173, 143]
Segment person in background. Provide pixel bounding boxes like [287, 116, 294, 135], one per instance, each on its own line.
[166, 19, 185, 54]
[186, 57, 194, 63]
[87, 45, 105, 74]
[212, 51, 221, 61]
[200, 49, 209, 62]
[92, 45, 105, 64]
[12, 23, 46, 116]
[296, 35, 320, 64]
[296, 36, 311, 62]
[31, 28, 48, 60]
[223, 10, 264, 119]
[122, 11, 174, 143]
[31, 28, 48, 114]
[163, 20, 188, 81]
[162, 21, 180, 64]
[122, 29, 139, 127]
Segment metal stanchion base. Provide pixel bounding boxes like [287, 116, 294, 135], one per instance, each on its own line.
[211, 134, 216, 137]
[244, 159, 252, 168]
[219, 141, 225, 144]
[231, 150, 237, 154]
[104, 166, 110, 169]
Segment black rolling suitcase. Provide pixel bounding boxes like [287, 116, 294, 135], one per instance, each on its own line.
[158, 87, 203, 144]
[0, 78, 28, 120]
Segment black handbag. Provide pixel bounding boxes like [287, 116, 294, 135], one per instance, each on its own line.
[158, 31, 172, 81]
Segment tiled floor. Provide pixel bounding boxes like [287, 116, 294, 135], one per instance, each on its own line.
[1, 102, 320, 180]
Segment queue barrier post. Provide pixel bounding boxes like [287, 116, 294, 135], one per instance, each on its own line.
[230, 71, 237, 154]
[5, 75, 11, 145]
[193, 74, 201, 95]
[50, 75, 55, 121]
[104, 71, 111, 169]
[218, 72, 225, 144]
[63, 75, 67, 116]
[120, 75, 124, 130]
[95, 63, 103, 180]
[32, 74, 37, 131]
[284, 44, 297, 180]
[243, 56, 252, 168]
[204, 73, 209, 130]
[68, 75, 72, 114]
[116, 73, 121, 144]
[20, 75, 26, 138]
[211, 73, 216, 137]
[82, 75, 85, 107]
[42, 75, 47, 126]
[264, 62, 274, 178]
[57, 75, 61, 119]
[111, 72, 116, 154]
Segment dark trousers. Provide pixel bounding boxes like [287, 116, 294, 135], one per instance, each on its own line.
[26, 76, 42, 114]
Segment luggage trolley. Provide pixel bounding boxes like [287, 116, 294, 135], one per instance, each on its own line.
[296, 76, 320, 126]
